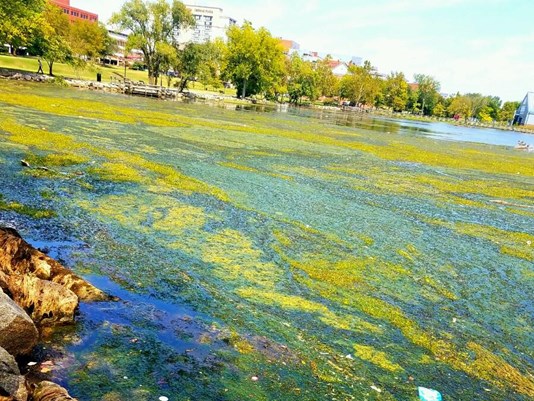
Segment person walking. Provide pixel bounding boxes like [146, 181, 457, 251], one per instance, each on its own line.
[37, 58, 43, 74]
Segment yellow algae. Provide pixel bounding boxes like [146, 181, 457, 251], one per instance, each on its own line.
[0, 119, 92, 153]
[236, 288, 367, 332]
[353, 344, 403, 372]
[219, 161, 261, 173]
[88, 162, 145, 183]
[25, 152, 89, 167]
[419, 276, 458, 301]
[202, 229, 281, 288]
[466, 342, 534, 397]
[427, 219, 534, 262]
[0, 196, 56, 219]
[1, 119, 227, 201]
[152, 205, 207, 232]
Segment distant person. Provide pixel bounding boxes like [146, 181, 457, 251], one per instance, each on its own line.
[37, 58, 43, 74]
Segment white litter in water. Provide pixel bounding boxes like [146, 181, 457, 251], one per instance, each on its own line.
[370, 385, 382, 393]
[159, 397, 169, 401]
[27, 362, 37, 366]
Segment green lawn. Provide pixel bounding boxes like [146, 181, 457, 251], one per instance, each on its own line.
[0, 54, 235, 95]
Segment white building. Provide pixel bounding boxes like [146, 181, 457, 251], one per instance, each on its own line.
[103, 30, 143, 66]
[180, 5, 236, 44]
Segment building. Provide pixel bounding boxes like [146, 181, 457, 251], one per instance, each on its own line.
[329, 60, 349, 77]
[50, 0, 98, 23]
[179, 5, 236, 44]
[102, 31, 144, 66]
[279, 39, 300, 54]
[514, 92, 534, 126]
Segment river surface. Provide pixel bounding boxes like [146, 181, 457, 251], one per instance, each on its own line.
[0, 81, 533, 401]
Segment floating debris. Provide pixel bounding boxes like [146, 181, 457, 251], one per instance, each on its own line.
[418, 387, 442, 401]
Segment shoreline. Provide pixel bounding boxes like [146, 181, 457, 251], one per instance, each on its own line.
[1, 67, 533, 139]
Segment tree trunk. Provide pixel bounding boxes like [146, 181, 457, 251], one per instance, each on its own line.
[241, 78, 248, 99]
[48, 61, 54, 76]
[179, 78, 189, 93]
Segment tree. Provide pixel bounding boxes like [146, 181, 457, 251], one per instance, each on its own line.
[447, 93, 488, 121]
[315, 56, 339, 98]
[339, 61, 381, 106]
[0, 0, 45, 54]
[384, 72, 409, 112]
[29, 3, 71, 76]
[110, 0, 195, 85]
[223, 22, 286, 98]
[500, 101, 520, 122]
[286, 53, 317, 105]
[414, 74, 440, 115]
[173, 41, 223, 92]
[69, 21, 113, 61]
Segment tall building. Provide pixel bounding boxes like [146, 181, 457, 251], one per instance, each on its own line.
[50, 0, 98, 23]
[179, 5, 236, 44]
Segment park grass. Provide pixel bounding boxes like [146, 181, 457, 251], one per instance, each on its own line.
[0, 54, 235, 95]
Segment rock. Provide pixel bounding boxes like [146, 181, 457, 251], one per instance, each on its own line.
[9, 275, 79, 325]
[0, 227, 107, 302]
[32, 381, 78, 401]
[0, 289, 38, 356]
[0, 346, 28, 401]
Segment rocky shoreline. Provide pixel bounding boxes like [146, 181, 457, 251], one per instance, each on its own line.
[0, 227, 108, 401]
[0, 69, 235, 102]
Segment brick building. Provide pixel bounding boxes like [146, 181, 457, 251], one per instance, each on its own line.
[50, 0, 98, 23]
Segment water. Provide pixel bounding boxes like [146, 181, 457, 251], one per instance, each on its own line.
[0, 81, 533, 401]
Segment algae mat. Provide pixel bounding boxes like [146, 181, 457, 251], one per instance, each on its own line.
[0, 80, 533, 401]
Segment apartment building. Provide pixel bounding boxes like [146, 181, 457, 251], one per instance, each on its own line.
[179, 5, 236, 44]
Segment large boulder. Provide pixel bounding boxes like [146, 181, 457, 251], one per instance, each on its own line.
[0, 289, 38, 356]
[8, 275, 79, 325]
[0, 228, 106, 301]
[0, 346, 28, 401]
[32, 381, 77, 401]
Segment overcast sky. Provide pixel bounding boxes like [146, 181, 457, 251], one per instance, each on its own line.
[75, 0, 534, 101]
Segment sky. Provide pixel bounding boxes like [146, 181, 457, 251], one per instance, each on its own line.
[75, 0, 534, 101]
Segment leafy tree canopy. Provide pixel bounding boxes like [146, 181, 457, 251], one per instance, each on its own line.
[223, 22, 286, 98]
[110, 0, 195, 84]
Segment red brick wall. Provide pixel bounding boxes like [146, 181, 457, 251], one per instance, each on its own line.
[50, 0, 98, 22]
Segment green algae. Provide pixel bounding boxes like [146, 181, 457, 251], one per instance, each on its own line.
[0, 194, 56, 218]
[1, 80, 533, 401]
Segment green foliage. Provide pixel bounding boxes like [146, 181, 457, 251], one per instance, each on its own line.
[175, 41, 224, 92]
[413, 73, 440, 115]
[28, 3, 71, 76]
[223, 22, 286, 98]
[314, 56, 339, 98]
[69, 20, 113, 60]
[384, 71, 409, 112]
[339, 61, 381, 106]
[500, 101, 520, 122]
[447, 93, 489, 121]
[286, 53, 318, 104]
[110, 0, 195, 84]
[0, 0, 45, 51]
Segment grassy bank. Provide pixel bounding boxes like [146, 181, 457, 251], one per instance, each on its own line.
[0, 54, 235, 95]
